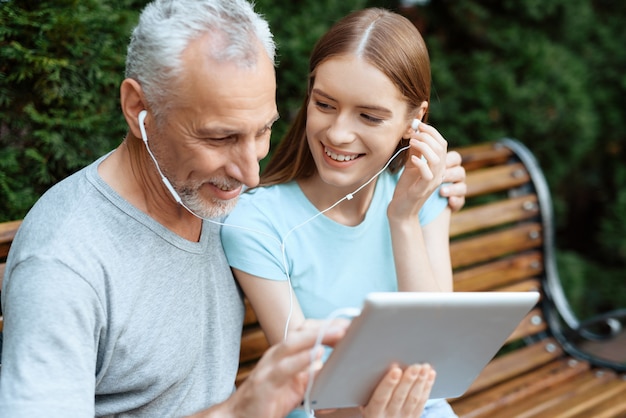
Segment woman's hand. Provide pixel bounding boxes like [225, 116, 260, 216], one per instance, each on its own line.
[360, 363, 436, 418]
[388, 122, 448, 221]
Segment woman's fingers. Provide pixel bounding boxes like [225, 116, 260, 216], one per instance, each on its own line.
[361, 364, 436, 418]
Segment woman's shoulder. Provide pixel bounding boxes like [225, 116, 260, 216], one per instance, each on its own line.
[224, 181, 302, 227]
[239, 181, 301, 207]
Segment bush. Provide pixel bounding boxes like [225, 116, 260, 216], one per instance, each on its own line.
[0, 0, 143, 221]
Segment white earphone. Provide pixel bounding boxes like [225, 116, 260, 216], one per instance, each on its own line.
[136, 110, 182, 203]
[411, 118, 421, 131]
[138, 110, 149, 143]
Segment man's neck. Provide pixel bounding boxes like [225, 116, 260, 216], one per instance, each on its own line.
[98, 136, 203, 242]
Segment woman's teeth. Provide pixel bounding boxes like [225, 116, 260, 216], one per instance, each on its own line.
[325, 147, 358, 162]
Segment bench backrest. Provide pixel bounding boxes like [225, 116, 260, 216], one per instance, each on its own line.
[0, 220, 22, 332]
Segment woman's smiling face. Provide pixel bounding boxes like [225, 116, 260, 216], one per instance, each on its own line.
[305, 54, 413, 192]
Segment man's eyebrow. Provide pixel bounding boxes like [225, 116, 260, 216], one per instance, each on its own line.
[197, 127, 236, 137]
[196, 114, 280, 137]
[263, 113, 281, 132]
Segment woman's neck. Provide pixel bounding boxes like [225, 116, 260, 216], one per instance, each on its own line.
[297, 174, 378, 226]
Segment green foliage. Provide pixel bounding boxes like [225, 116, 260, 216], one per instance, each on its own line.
[0, 0, 144, 221]
[558, 250, 626, 319]
[598, 165, 626, 264]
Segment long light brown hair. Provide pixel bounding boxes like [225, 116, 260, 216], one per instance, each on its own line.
[261, 8, 431, 186]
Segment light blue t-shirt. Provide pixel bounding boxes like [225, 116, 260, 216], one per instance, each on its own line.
[221, 169, 447, 318]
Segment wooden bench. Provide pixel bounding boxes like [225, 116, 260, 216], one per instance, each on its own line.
[237, 138, 626, 417]
[1, 139, 625, 416]
[0, 220, 22, 333]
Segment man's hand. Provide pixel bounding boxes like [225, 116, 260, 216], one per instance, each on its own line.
[200, 320, 349, 418]
[441, 150, 467, 212]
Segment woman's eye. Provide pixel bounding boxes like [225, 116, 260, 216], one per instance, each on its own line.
[361, 114, 383, 124]
[315, 101, 333, 110]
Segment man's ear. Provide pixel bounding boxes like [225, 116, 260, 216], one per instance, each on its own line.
[403, 101, 429, 138]
[120, 78, 147, 139]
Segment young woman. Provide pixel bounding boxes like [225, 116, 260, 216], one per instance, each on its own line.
[222, 8, 459, 417]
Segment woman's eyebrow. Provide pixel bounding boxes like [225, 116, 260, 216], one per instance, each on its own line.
[312, 88, 393, 115]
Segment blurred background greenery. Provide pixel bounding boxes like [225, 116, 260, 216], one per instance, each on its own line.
[1, 0, 624, 318]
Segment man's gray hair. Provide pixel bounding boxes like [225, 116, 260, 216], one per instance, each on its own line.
[125, 0, 275, 116]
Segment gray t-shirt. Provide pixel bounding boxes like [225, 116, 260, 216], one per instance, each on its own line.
[0, 154, 245, 417]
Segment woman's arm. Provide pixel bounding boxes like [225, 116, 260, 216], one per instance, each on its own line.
[387, 122, 453, 292]
[233, 268, 306, 345]
[389, 208, 452, 292]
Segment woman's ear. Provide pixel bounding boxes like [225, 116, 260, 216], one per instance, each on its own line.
[403, 101, 429, 138]
[120, 78, 147, 140]
[402, 101, 428, 139]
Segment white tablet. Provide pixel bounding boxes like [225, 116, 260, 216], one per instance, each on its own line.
[308, 291, 540, 410]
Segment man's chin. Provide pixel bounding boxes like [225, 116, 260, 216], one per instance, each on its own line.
[184, 196, 239, 220]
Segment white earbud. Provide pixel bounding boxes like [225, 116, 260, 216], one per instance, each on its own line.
[138, 110, 149, 143]
[411, 118, 420, 132]
[135, 109, 182, 204]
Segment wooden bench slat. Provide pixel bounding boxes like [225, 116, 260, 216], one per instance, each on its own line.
[567, 379, 626, 418]
[465, 163, 530, 198]
[450, 195, 539, 238]
[506, 307, 547, 342]
[453, 252, 543, 291]
[459, 338, 564, 397]
[518, 372, 626, 418]
[0, 220, 21, 244]
[451, 223, 543, 269]
[0, 220, 22, 260]
[239, 327, 269, 364]
[500, 370, 626, 418]
[451, 358, 589, 418]
[243, 299, 257, 326]
[492, 278, 542, 293]
[235, 363, 254, 387]
[454, 143, 513, 172]
[486, 369, 614, 418]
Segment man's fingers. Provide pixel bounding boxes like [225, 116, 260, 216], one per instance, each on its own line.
[445, 150, 462, 168]
[446, 196, 466, 213]
[442, 165, 465, 184]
